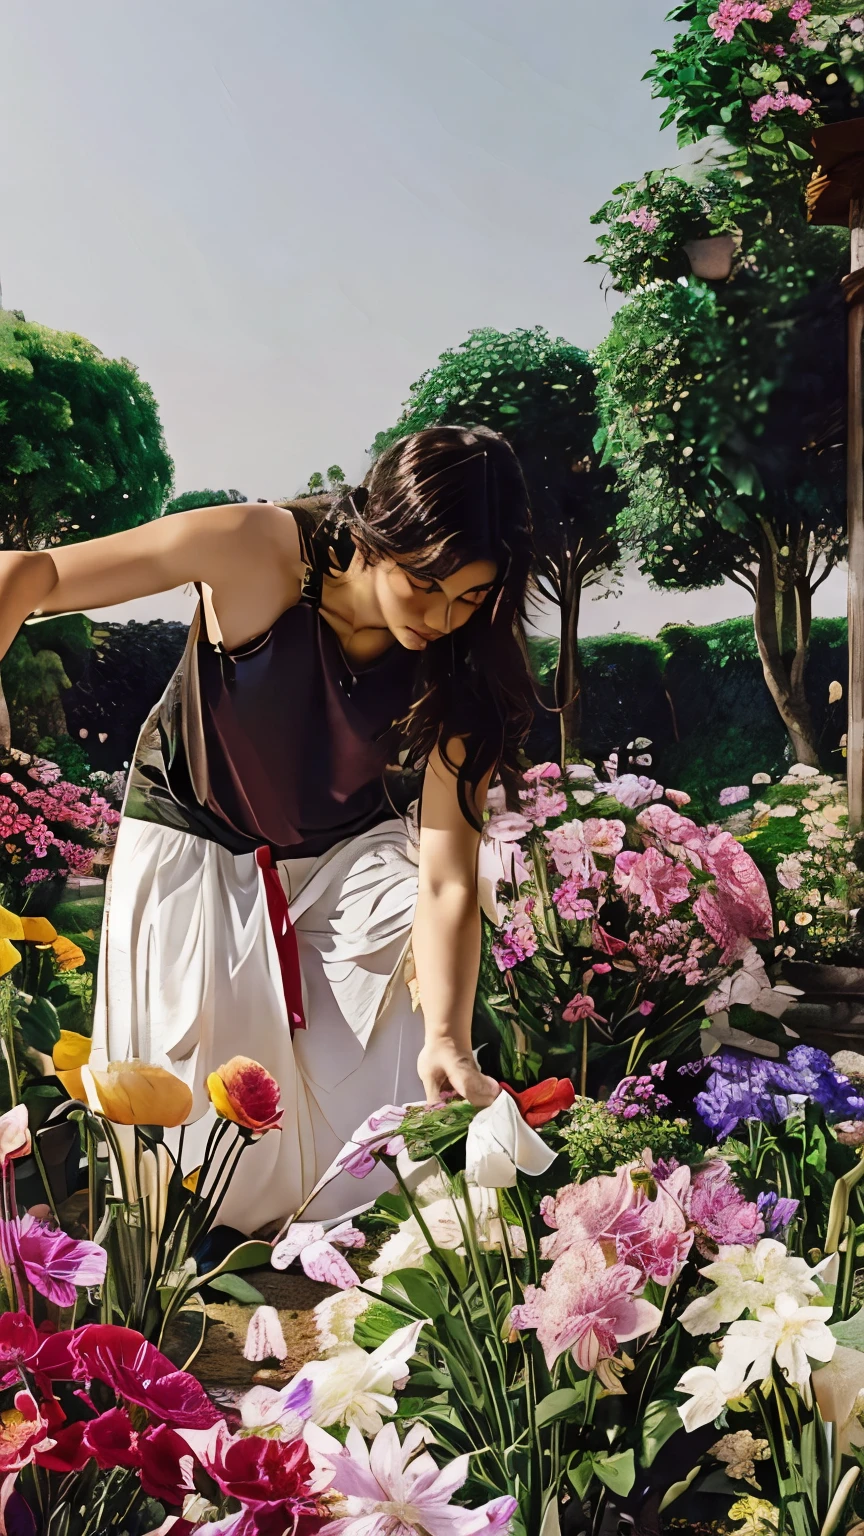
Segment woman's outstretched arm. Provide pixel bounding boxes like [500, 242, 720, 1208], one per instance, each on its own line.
[0, 501, 302, 660]
[413, 742, 500, 1107]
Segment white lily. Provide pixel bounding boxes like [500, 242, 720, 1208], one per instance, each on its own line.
[813, 1345, 864, 1453]
[464, 1090, 556, 1188]
[680, 1240, 821, 1336]
[676, 1364, 749, 1433]
[288, 1319, 427, 1435]
[721, 1293, 836, 1393]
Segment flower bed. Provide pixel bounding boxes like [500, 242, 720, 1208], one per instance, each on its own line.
[0, 752, 121, 911]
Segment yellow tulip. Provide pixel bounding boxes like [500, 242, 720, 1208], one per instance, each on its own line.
[51, 936, 85, 971]
[20, 917, 57, 944]
[53, 1031, 92, 1071]
[0, 908, 24, 943]
[0, 939, 21, 979]
[83, 1060, 193, 1127]
[56, 1068, 86, 1103]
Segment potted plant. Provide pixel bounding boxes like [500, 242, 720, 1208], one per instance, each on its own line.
[589, 167, 743, 295]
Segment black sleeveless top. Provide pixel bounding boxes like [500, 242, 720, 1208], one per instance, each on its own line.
[123, 511, 418, 860]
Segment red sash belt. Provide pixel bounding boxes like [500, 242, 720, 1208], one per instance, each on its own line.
[256, 846, 306, 1036]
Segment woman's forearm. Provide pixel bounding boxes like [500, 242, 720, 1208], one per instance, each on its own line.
[411, 878, 481, 1050]
[0, 553, 59, 660]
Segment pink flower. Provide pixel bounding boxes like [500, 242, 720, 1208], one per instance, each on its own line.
[610, 1165, 694, 1284]
[334, 1107, 408, 1178]
[708, 1, 771, 42]
[687, 1160, 765, 1251]
[620, 206, 660, 235]
[698, 832, 773, 952]
[539, 1164, 638, 1260]
[244, 1306, 288, 1363]
[638, 1000, 655, 1016]
[592, 962, 611, 974]
[305, 1420, 517, 1535]
[520, 786, 568, 825]
[665, 788, 691, 807]
[0, 1391, 51, 1472]
[562, 993, 607, 1026]
[583, 817, 626, 858]
[523, 762, 562, 783]
[751, 89, 812, 122]
[636, 802, 704, 852]
[719, 785, 749, 807]
[544, 821, 597, 882]
[552, 882, 594, 922]
[608, 774, 663, 809]
[0, 1107, 31, 1167]
[511, 1244, 661, 1369]
[789, 1, 811, 19]
[614, 846, 692, 917]
[184, 1420, 320, 1523]
[1, 1216, 107, 1308]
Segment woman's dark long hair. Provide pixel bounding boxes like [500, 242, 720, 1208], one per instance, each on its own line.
[283, 425, 535, 826]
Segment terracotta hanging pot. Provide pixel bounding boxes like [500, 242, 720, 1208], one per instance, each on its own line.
[683, 232, 737, 280]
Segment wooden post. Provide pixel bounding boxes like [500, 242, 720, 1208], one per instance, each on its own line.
[848, 198, 864, 831]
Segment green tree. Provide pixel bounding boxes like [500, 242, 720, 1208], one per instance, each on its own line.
[594, 214, 847, 764]
[162, 488, 247, 515]
[326, 464, 346, 488]
[0, 310, 173, 551]
[372, 327, 624, 754]
[0, 310, 173, 748]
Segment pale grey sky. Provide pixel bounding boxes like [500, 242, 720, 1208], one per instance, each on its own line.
[3, 0, 847, 635]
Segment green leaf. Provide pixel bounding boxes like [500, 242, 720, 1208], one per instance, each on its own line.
[592, 1448, 635, 1497]
[18, 995, 61, 1053]
[641, 1397, 684, 1465]
[830, 1304, 864, 1350]
[535, 1386, 587, 1427]
[207, 1272, 266, 1304]
[191, 1241, 272, 1294]
[788, 140, 812, 162]
[353, 1300, 414, 1351]
[568, 1454, 594, 1501]
[760, 126, 785, 144]
[659, 1463, 702, 1513]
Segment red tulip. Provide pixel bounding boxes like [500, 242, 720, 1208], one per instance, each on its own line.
[70, 1326, 221, 1429]
[206, 1057, 283, 1132]
[82, 1407, 140, 1470]
[500, 1077, 576, 1128]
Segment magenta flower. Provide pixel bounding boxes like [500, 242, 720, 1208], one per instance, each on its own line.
[2, 1215, 107, 1307]
[708, 1, 771, 43]
[306, 1420, 517, 1534]
[687, 1159, 765, 1251]
[614, 846, 692, 917]
[561, 993, 607, 1026]
[70, 1325, 221, 1428]
[335, 1105, 408, 1177]
[612, 1166, 694, 1284]
[511, 1244, 661, 1370]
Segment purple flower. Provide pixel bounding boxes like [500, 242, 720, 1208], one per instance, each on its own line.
[757, 1191, 800, 1235]
[1, 1216, 107, 1307]
[694, 1047, 864, 1141]
[718, 785, 749, 807]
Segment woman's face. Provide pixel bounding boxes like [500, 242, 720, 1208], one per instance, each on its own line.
[373, 556, 498, 651]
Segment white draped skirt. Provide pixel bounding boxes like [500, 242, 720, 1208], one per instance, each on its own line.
[90, 815, 425, 1234]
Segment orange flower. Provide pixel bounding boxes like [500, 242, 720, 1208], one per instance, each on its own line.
[20, 918, 57, 944]
[0, 939, 20, 979]
[500, 1077, 576, 1129]
[206, 1056, 283, 1132]
[51, 936, 85, 971]
[53, 1031, 92, 1103]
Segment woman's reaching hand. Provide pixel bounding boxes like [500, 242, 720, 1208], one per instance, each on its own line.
[416, 1036, 500, 1108]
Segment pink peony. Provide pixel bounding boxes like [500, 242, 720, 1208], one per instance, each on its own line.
[687, 1160, 765, 1251]
[545, 821, 597, 883]
[582, 817, 626, 858]
[614, 846, 692, 917]
[511, 1243, 661, 1369]
[700, 832, 773, 946]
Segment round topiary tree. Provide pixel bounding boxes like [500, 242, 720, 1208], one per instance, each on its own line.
[372, 327, 624, 755]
